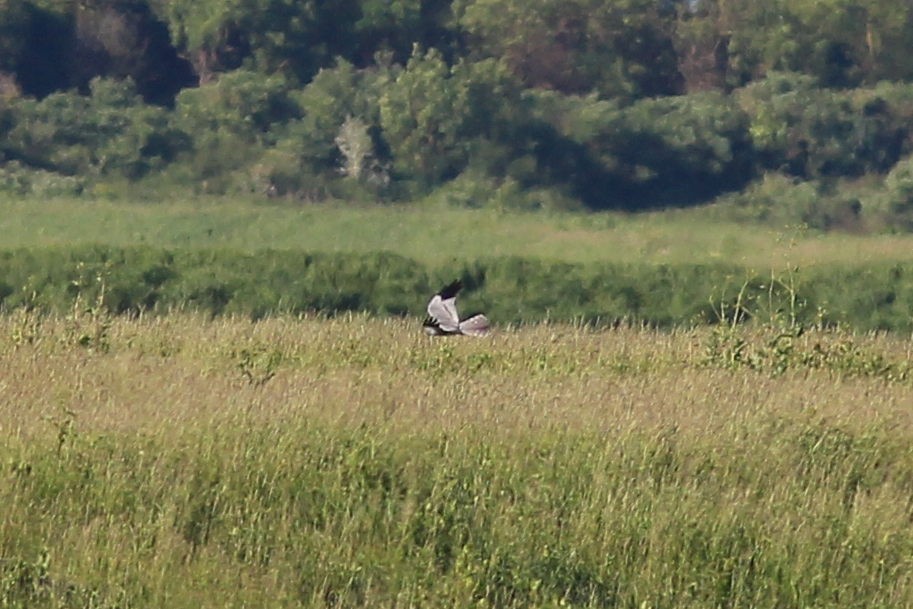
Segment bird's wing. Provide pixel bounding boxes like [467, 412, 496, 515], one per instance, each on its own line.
[427, 294, 461, 332]
[427, 281, 463, 332]
[437, 280, 462, 301]
[458, 314, 491, 337]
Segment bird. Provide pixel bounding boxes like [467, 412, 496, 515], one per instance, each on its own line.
[423, 280, 490, 337]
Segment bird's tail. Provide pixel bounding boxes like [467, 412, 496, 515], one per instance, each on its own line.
[458, 314, 491, 337]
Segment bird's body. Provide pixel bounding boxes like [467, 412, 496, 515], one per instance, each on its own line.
[424, 280, 490, 337]
[422, 318, 460, 336]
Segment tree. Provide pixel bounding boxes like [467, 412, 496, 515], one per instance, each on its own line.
[153, 0, 361, 84]
[378, 47, 462, 185]
[353, 0, 421, 63]
[5, 1, 72, 97]
[278, 58, 390, 174]
[153, 0, 254, 83]
[70, 0, 195, 104]
[378, 47, 523, 188]
[847, 0, 913, 82]
[680, 0, 913, 89]
[351, 0, 460, 65]
[173, 68, 298, 146]
[0, 0, 30, 97]
[870, 154, 913, 230]
[0, 0, 30, 74]
[673, 0, 737, 91]
[453, 0, 683, 98]
[736, 72, 874, 178]
[609, 92, 753, 205]
[335, 116, 373, 180]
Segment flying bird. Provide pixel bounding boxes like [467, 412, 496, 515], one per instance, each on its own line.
[423, 280, 490, 336]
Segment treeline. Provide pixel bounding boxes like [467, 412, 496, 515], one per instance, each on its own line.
[3, 0, 913, 225]
[2, 246, 912, 332]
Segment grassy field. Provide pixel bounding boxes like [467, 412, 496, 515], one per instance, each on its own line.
[4, 196, 913, 606]
[5, 197, 913, 269]
[3, 313, 913, 608]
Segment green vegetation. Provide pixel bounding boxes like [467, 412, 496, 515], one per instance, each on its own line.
[3, 1, 913, 225]
[3, 315, 913, 608]
[2, 236, 913, 331]
[5, 2, 913, 604]
[8, 198, 913, 268]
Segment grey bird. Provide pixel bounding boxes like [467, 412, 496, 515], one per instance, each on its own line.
[422, 280, 491, 336]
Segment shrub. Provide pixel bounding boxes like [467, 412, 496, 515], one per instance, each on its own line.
[378, 51, 526, 191]
[610, 91, 753, 203]
[424, 171, 583, 212]
[5, 77, 184, 178]
[866, 154, 913, 230]
[736, 72, 895, 179]
[718, 173, 862, 230]
[526, 89, 753, 208]
[281, 59, 388, 174]
[3, 245, 913, 332]
[174, 69, 299, 145]
[0, 161, 85, 197]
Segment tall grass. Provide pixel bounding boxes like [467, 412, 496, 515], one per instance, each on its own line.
[3, 314, 913, 608]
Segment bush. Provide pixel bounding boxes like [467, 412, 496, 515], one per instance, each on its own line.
[849, 82, 913, 170]
[174, 69, 299, 144]
[865, 154, 913, 230]
[526, 89, 753, 208]
[425, 171, 583, 212]
[610, 92, 753, 204]
[3, 246, 913, 331]
[736, 72, 896, 179]
[378, 51, 526, 191]
[718, 173, 862, 230]
[5, 77, 185, 178]
[0, 161, 85, 197]
[281, 59, 388, 174]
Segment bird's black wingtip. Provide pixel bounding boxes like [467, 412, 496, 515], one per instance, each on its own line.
[437, 280, 462, 300]
[422, 316, 446, 335]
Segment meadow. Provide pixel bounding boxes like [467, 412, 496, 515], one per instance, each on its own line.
[4, 197, 913, 607]
[5, 196, 913, 268]
[3, 312, 913, 608]
[7, 198, 913, 332]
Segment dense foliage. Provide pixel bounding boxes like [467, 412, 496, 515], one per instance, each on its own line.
[3, 0, 913, 225]
[2, 245, 913, 332]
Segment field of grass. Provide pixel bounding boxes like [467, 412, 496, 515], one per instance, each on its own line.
[3, 313, 913, 608]
[5, 197, 913, 269]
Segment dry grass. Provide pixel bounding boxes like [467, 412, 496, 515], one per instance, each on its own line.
[4, 314, 911, 437]
[3, 314, 913, 607]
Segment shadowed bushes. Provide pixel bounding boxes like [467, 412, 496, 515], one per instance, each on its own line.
[3, 245, 913, 331]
